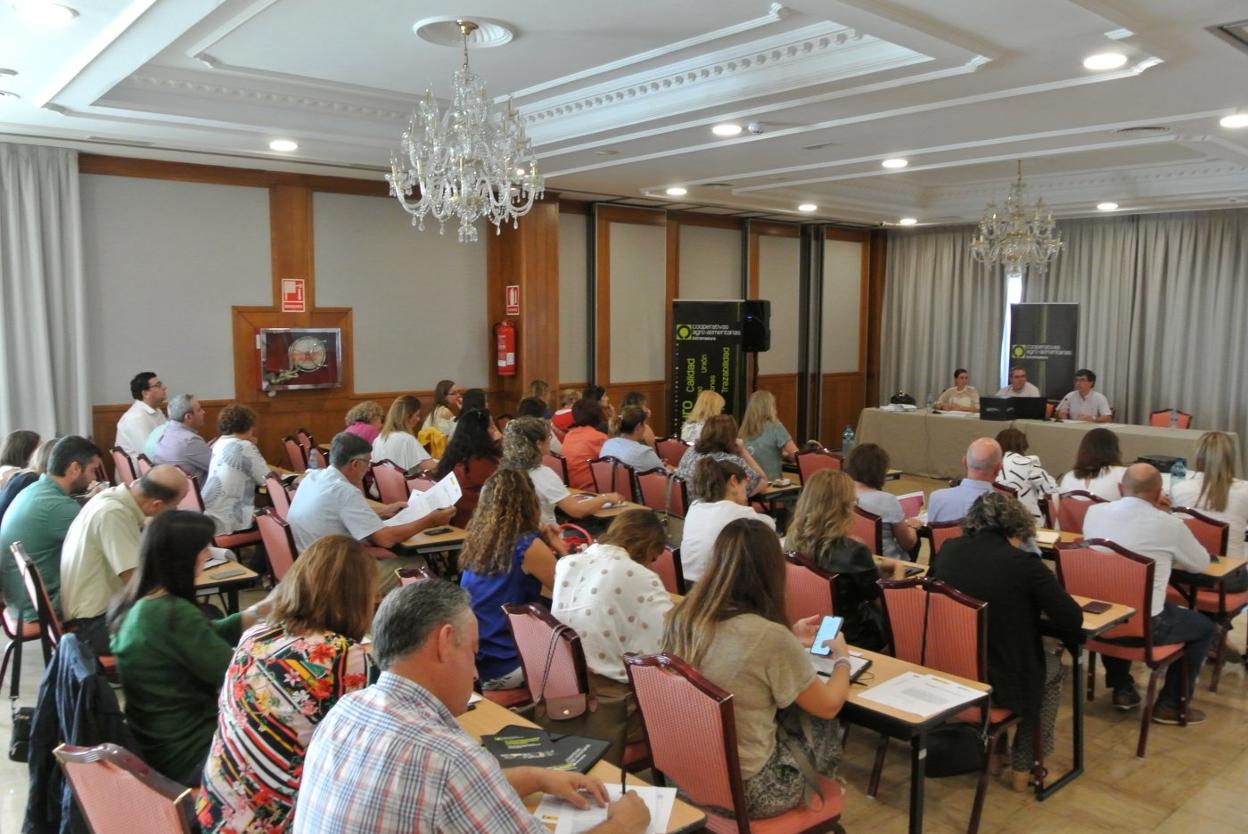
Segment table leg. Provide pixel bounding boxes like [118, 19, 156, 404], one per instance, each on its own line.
[226, 589, 240, 616]
[1037, 646, 1083, 799]
[908, 731, 927, 834]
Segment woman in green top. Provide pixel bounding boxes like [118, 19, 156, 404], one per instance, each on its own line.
[739, 390, 798, 481]
[109, 510, 272, 785]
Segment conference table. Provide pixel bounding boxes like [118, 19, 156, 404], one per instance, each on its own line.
[856, 408, 1235, 479]
[195, 560, 261, 614]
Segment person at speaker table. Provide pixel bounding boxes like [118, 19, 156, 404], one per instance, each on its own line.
[115, 371, 168, 455]
[996, 366, 1042, 398]
[680, 389, 726, 443]
[1172, 431, 1248, 566]
[740, 390, 798, 480]
[599, 406, 667, 473]
[1057, 427, 1126, 502]
[499, 417, 623, 527]
[844, 443, 919, 560]
[1082, 464, 1214, 723]
[994, 428, 1060, 525]
[933, 368, 980, 412]
[1056, 368, 1112, 422]
[371, 395, 436, 473]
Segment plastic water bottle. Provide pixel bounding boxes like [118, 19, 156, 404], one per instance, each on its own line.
[1169, 408, 1178, 429]
[841, 425, 856, 453]
[926, 395, 934, 412]
[307, 449, 320, 471]
[1170, 459, 1186, 501]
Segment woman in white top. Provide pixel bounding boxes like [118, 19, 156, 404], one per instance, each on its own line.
[202, 405, 270, 535]
[1057, 427, 1126, 502]
[421, 379, 461, 436]
[995, 428, 1060, 524]
[0, 430, 40, 490]
[499, 417, 622, 528]
[1172, 431, 1248, 559]
[680, 456, 776, 583]
[934, 368, 980, 413]
[680, 390, 725, 443]
[371, 395, 436, 473]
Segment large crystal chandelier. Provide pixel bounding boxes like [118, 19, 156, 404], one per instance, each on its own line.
[387, 20, 543, 243]
[970, 161, 1062, 273]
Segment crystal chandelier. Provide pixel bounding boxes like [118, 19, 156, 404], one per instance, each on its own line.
[970, 161, 1062, 273]
[387, 20, 543, 243]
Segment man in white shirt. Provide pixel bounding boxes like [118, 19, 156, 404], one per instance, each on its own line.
[114, 371, 167, 454]
[996, 366, 1042, 398]
[1083, 463, 1215, 724]
[1056, 369, 1112, 422]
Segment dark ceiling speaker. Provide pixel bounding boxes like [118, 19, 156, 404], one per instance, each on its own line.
[742, 299, 771, 353]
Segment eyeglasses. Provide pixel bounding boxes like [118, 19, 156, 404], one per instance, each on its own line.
[148, 381, 166, 390]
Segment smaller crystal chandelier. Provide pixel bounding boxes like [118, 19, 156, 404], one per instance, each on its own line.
[970, 161, 1062, 273]
[387, 19, 543, 243]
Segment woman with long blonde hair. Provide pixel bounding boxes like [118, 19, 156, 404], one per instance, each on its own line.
[458, 469, 563, 689]
[1173, 431, 1248, 560]
[739, 390, 798, 480]
[680, 390, 726, 443]
[371, 395, 436, 473]
[662, 519, 851, 819]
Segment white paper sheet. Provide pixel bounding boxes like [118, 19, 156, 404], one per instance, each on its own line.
[202, 546, 236, 569]
[856, 671, 986, 718]
[535, 784, 676, 834]
[383, 472, 462, 527]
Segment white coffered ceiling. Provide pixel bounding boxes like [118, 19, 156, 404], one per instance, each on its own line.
[3, 0, 1248, 226]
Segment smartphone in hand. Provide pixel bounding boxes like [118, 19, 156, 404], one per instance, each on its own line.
[809, 615, 844, 656]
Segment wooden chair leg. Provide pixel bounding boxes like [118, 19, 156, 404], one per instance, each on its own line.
[969, 724, 1010, 834]
[1209, 621, 1229, 693]
[1138, 666, 1162, 758]
[1086, 651, 1097, 701]
[866, 734, 889, 798]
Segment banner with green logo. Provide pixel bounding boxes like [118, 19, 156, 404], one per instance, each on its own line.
[671, 300, 746, 434]
[1008, 303, 1079, 400]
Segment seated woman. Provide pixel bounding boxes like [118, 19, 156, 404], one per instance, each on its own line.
[551, 510, 671, 760]
[196, 535, 373, 832]
[785, 469, 903, 651]
[620, 391, 658, 448]
[740, 390, 798, 480]
[109, 510, 274, 784]
[676, 414, 767, 496]
[680, 390, 725, 444]
[0, 430, 40, 489]
[371, 395, 436, 473]
[459, 469, 562, 689]
[202, 404, 269, 535]
[1057, 427, 1125, 501]
[1173, 432, 1248, 590]
[422, 379, 462, 436]
[844, 443, 919, 560]
[600, 406, 666, 473]
[934, 368, 980, 413]
[517, 396, 562, 453]
[435, 408, 502, 528]
[501, 417, 622, 528]
[342, 401, 384, 445]
[932, 492, 1083, 791]
[663, 518, 852, 819]
[550, 387, 580, 435]
[995, 428, 1059, 525]
[680, 457, 775, 584]
[524, 379, 553, 417]
[561, 399, 609, 490]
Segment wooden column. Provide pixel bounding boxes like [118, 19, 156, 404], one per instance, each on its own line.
[486, 200, 561, 414]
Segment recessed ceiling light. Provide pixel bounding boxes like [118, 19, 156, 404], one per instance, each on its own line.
[1083, 52, 1128, 70]
[268, 139, 299, 152]
[15, 1, 78, 27]
[798, 203, 818, 212]
[711, 123, 743, 137]
[1097, 201, 1120, 211]
[1219, 113, 1248, 129]
[665, 186, 687, 197]
[881, 158, 908, 169]
[898, 217, 918, 226]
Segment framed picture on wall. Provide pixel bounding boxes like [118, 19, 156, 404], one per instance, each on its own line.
[258, 327, 344, 392]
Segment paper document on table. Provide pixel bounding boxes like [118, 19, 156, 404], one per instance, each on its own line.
[202, 546, 236, 569]
[384, 473, 462, 526]
[856, 672, 985, 718]
[1035, 530, 1060, 547]
[535, 785, 676, 834]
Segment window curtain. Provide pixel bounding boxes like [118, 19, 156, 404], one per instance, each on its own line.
[0, 144, 90, 439]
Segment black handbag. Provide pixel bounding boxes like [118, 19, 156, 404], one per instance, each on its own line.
[924, 724, 984, 777]
[8, 705, 33, 763]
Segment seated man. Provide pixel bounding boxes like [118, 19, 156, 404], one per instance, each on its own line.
[928, 438, 1002, 523]
[115, 371, 167, 455]
[152, 393, 212, 481]
[60, 465, 187, 656]
[0, 436, 101, 622]
[996, 366, 1041, 398]
[1056, 369, 1112, 423]
[294, 579, 648, 834]
[285, 432, 455, 593]
[1083, 463, 1214, 723]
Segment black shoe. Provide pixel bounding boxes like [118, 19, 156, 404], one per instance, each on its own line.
[1112, 686, 1141, 710]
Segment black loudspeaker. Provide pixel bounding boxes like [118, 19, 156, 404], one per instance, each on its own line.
[742, 299, 771, 352]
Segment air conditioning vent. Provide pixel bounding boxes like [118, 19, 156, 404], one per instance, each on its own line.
[1114, 125, 1171, 136]
[1209, 20, 1248, 54]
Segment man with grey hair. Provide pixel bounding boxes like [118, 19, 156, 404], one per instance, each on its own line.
[295, 580, 649, 834]
[59, 464, 188, 656]
[928, 437, 1004, 523]
[152, 393, 212, 481]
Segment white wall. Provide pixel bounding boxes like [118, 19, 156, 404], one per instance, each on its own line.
[313, 193, 489, 392]
[608, 221, 667, 383]
[81, 175, 271, 403]
[821, 239, 863, 373]
[559, 212, 589, 383]
[756, 234, 801, 375]
[678, 224, 741, 299]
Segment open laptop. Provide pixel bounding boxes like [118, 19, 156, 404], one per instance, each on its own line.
[1011, 397, 1048, 420]
[979, 397, 1015, 421]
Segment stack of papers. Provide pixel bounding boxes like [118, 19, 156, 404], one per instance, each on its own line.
[535, 785, 677, 834]
[857, 671, 986, 718]
[201, 546, 236, 569]
[383, 472, 463, 526]
[1035, 530, 1060, 547]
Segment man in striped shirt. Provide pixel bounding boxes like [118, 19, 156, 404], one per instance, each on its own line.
[294, 579, 648, 834]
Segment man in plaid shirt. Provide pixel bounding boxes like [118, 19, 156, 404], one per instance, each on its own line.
[293, 579, 649, 833]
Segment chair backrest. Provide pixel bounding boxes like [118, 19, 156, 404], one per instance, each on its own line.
[992, 482, 1019, 498]
[923, 580, 988, 683]
[370, 460, 410, 504]
[1055, 540, 1153, 643]
[655, 437, 690, 469]
[264, 473, 293, 519]
[282, 436, 307, 473]
[850, 506, 884, 554]
[110, 448, 138, 487]
[636, 469, 688, 518]
[134, 454, 153, 476]
[927, 520, 964, 573]
[542, 451, 569, 485]
[652, 547, 686, 596]
[11, 541, 62, 651]
[878, 577, 927, 663]
[177, 475, 204, 512]
[1172, 507, 1229, 557]
[55, 743, 195, 833]
[1056, 489, 1105, 534]
[295, 428, 314, 452]
[796, 448, 841, 483]
[590, 456, 636, 501]
[256, 509, 297, 581]
[896, 491, 924, 519]
[1148, 409, 1193, 429]
[503, 603, 589, 713]
[625, 654, 745, 825]
[395, 565, 439, 586]
[782, 552, 836, 624]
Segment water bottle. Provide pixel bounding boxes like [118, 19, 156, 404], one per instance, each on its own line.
[1170, 458, 1186, 501]
[1169, 408, 1178, 429]
[926, 395, 934, 412]
[307, 449, 320, 471]
[841, 425, 855, 453]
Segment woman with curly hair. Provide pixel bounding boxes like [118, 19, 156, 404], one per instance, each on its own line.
[458, 469, 564, 689]
[343, 401, 385, 445]
[435, 408, 502, 528]
[501, 417, 622, 527]
[202, 404, 269, 535]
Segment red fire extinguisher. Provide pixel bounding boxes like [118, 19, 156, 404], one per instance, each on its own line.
[495, 319, 517, 376]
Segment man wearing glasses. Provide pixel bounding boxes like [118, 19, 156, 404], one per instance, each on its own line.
[115, 371, 168, 454]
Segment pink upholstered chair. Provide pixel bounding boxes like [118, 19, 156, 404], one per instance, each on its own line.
[652, 547, 686, 596]
[927, 520, 964, 573]
[637, 469, 689, 518]
[110, 447, 138, 486]
[656, 437, 690, 469]
[370, 460, 410, 504]
[782, 552, 837, 625]
[255, 509, 297, 582]
[55, 743, 195, 832]
[796, 449, 842, 483]
[282, 436, 306, 473]
[12, 542, 116, 676]
[1148, 409, 1192, 429]
[1056, 489, 1106, 534]
[395, 565, 439, 586]
[590, 456, 637, 502]
[850, 506, 884, 554]
[542, 451, 570, 486]
[264, 472, 293, 520]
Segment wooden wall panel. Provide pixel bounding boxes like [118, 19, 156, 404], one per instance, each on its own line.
[602, 380, 668, 439]
[820, 373, 867, 448]
[757, 373, 800, 437]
